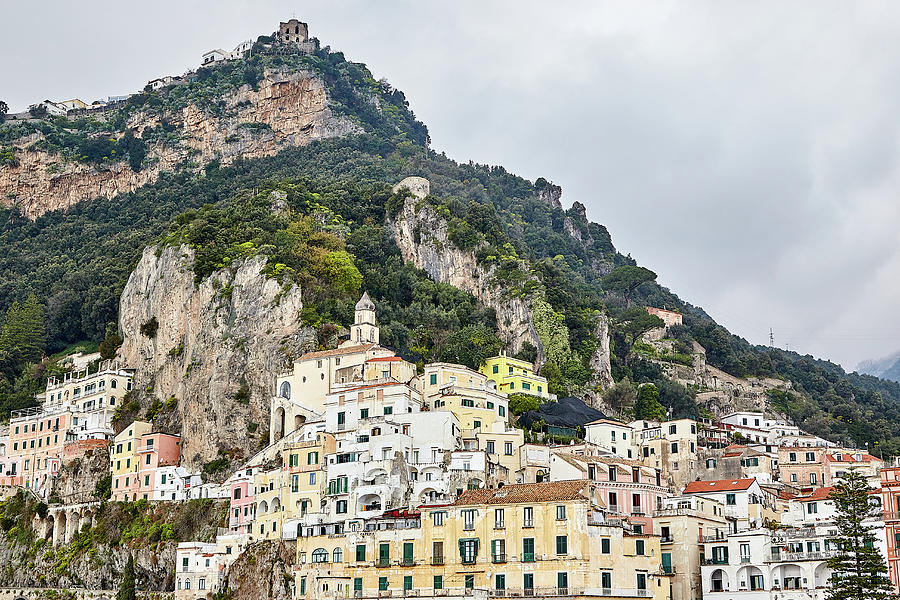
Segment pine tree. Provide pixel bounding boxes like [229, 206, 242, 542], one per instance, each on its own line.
[826, 469, 895, 600]
[117, 554, 136, 600]
[633, 383, 666, 421]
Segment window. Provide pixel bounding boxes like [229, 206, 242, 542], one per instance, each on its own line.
[291, 475, 299, 493]
[432, 511, 445, 526]
[337, 500, 348, 514]
[557, 572, 568, 593]
[460, 539, 479, 564]
[463, 509, 475, 530]
[601, 538, 610, 554]
[465, 575, 475, 590]
[524, 573, 534, 592]
[556, 505, 566, 520]
[309, 472, 316, 485]
[495, 508, 505, 528]
[495, 575, 506, 591]
[429, 374, 437, 385]
[433, 541, 444, 564]
[635, 539, 645, 555]
[499, 406, 506, 417]
[556, 535, 568, 555]
[462, 399, 474, 408]
[810, 472, 818, 484]
[378, 577, 388, 591]
[379, 543, 390, 566]
[486, 441, 495, 454]
[384, 406, 393, 415]
[523, 507, 534, 527]
[601, 572, 612, 590]
[402, 542, 414, 565]
[505, 442, 513, 455]
[491, 539, 506, 562]
[360, 408, 369, 419]
[671, 442, 678, 453]
[789, 452, 797, 462]
[312, 548, 329, 563]
[706, 458, 717, 469]
[636, 573, 646, 591]
[726, 493, 736, 506]
[493, 365, 499, 374]
[669, 424, 677, 435]
[434, 575, 443, 590]
[806, 451, 816, 462]
[354, 578, 363, 592]
[807, 502, 818, 514]
[791, 473, 798, 482]
[356, 544, 366, 562]
[749, 574, 764, 591]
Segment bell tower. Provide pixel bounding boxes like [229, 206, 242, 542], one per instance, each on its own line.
[351, 292, 379, 344]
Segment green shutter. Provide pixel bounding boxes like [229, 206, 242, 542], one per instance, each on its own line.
[403, 542, 414, 563]
[354, 578, 362, 591]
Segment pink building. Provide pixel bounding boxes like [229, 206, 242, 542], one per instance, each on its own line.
[111, 422, 182, 502]
[645, 307, 683, 328]
[228, 466, 257, 533]
[549, 453, 666, 533]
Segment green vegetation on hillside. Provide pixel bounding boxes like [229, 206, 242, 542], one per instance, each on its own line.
[1, 42, 900, 455]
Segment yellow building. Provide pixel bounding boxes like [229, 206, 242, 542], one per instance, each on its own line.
[476, 421, 525, 479]
[294, 480, 671, 599]
[653, 495, 727, 600]
[415, 363, 510, 444]
[254, 433, 335, 540]
[110, 420, 152, 501]
[480, 352, 549, 398]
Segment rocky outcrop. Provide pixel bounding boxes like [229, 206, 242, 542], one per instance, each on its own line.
[588, 314, 614, 394]
[0, 69, 360, 219]
[118, 245, 314, 471]
[51, 447, 108, 505]
[389, 177, 544, 362]
[226, 541, 295, 600]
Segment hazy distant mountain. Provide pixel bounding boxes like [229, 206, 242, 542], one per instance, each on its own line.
[857, 350, 900, 382]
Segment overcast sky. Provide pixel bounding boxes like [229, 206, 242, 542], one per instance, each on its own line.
[3, 1, 900, 370]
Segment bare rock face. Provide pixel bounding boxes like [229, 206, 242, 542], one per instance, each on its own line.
[1, 69, 360, 219]
[588, 313, 614, 394]
[389, 178, 544, 363]
[51, 446, 109, 504]
[226, 541, 296, 600]
[118, 245, 314, 471]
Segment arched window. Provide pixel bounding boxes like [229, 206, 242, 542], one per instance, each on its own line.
[280, 381, 291, 399]
[111, 380, 117, 389]
[333, 548, 343, 563]
[312, 548, 329, 563]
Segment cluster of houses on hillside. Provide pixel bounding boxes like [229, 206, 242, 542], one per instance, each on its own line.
[6, 19, 318, 122]
[1, 294, 898, 600]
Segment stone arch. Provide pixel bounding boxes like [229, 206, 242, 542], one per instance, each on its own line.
[257, 500, 269, 515]
[710, 568, 728, 592]
[66, 509, 82, 543]
[813, 562, 830, 589]
[294, 414, 305, 430]
[54, 511, 67, 546]
[280, 381, 291, 399]
[737, 565, 764, 591]
[357, 493, 382, 513]
[271, 497, 282, 513]
[772, 563, 806, 590]
[44, 513, 55, 542]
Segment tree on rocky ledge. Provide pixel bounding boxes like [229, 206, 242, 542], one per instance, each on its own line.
[117, 554, 136, 600]
[826, 470, 894, 600]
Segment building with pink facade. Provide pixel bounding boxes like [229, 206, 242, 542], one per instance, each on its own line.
[227, 466, 257, 533]
[111, 421, 184, 501]
[548, 452, 666, 533]
[645, 307, 683, 328]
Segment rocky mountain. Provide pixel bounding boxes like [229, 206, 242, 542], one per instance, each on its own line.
[118, 243, 312, 470]
[3, 22, 900, 460]
[1, 69, 358, 219]
[857, 350, 900, 383]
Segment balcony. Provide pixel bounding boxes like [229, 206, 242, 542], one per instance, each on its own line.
[661, 565, 676, 575]
[431, 557, 444, 566]
[401, 558, 415, 567]
[660, 536, 673, 543]
[521, 552, 535, 563]
[765, 550, 838, 563]
[377, 558, 391, 568]
[702, 559, 730, 566]
[492, 553, 507, 564]
[461, 556, 477, 565]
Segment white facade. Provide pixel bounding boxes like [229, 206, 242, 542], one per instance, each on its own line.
[584, 419, 638, 460]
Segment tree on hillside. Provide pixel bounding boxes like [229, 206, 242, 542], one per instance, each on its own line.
[603, 266, 657, 308]
[117, 553, 136, 600]
[603, 377, 637, 413]
[826, 470, 894, 600]
[0, 294, 46, 365]
[0, 100, 8, 123]
[439, 324, 502, 370]
[633, 383, 666, 421]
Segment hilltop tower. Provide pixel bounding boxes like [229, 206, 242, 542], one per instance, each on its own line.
[279, 19, 309, 44]
[350, 292, 379, 344]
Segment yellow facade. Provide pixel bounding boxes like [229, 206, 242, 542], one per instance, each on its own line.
[417, 363, 510, 437]
[254, 433, 335, 540]
[294, 481, 670, 599]
[110, 420, 152, 500]
[480, 354, 549, 398]
[476, 422, 525, 478]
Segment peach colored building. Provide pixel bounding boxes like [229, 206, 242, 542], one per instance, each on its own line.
[778, 446, 882, 493]
[646, 307, 683, 328]
[881, 467, 900, 594]
[228, 466, 257, 534]
[111, 421, 183, 501]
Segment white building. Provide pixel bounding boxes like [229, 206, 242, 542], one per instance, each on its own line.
[584, 418, 638, 460]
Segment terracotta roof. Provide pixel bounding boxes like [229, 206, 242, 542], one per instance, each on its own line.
[299, 343, 377, 360]
[824, 452, 880, 463]
[367, 356, 402, 362]
[796, 487, 836, 502]
[454, 480, 592, 506]
[334, 381, 407, 394]
[683, 478, 756, 494]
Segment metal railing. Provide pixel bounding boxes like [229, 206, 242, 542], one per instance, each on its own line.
[492, 553, 507, 564]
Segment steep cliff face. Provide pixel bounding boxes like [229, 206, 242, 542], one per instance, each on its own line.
[225, 541, 295, 600]
[587, 314, 614, 396]
[0, 69, 359, 219]
[118, 245, 314, 471]
[51, 447, 108, 505]
[389, 177, 544, 362]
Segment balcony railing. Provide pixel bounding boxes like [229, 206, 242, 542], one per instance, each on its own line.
[765, 550, 838, 563]
[521, 552, 535, 563]
[461, 556, 477, 565]
[431, 557, 444, 566]
[377, 558, 391, 568]
[492, 553, 507, 564]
